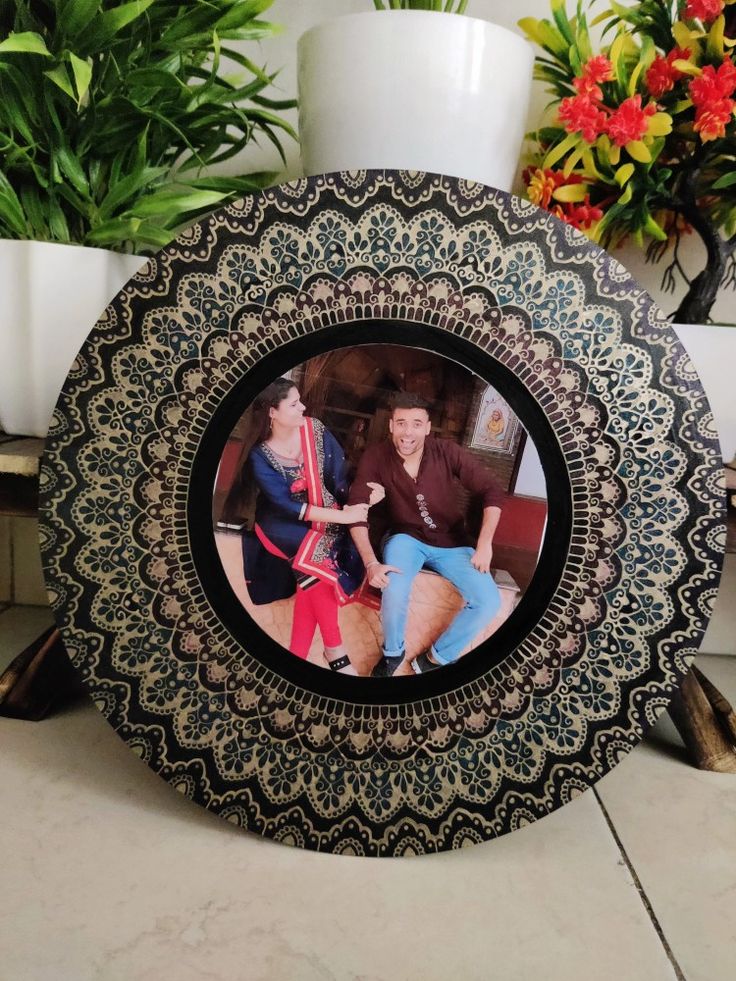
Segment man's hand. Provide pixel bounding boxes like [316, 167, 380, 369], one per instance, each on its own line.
[367, 563, 402, 589]
[470, 544, 493, 574]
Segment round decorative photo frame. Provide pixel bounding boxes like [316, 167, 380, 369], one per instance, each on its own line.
[39, 171, 725, 856]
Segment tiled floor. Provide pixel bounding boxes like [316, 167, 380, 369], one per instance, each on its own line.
[2, 605, 734, 981]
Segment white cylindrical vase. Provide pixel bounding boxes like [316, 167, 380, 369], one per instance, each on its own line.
[297, 10, 534, 192]
[0, 240, 146, 438]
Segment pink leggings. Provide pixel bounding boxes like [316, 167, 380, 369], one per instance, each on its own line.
[289, 580, 343, 658]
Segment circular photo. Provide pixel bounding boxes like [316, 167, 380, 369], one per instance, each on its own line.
[213, 342, 547, 679]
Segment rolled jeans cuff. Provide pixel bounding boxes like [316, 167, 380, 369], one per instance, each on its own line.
[382, 644, 405, 659]
[429, 644, 451, 667]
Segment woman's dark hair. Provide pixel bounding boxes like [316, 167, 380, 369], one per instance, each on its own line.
[252, 376, 297, 442]
[221, 377, 297, 522]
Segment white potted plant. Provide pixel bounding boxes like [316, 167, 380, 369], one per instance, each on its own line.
[297, 1, 534, 192]
[0, 0, 296, 437]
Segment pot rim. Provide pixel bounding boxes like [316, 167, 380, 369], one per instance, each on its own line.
[298, 9, 533, 60]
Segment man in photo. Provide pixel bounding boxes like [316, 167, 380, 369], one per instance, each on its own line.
[348, 392, 504, 677]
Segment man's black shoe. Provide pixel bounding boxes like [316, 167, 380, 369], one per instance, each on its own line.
[413, 651, 442, 674]
[370, 654, 404, 678]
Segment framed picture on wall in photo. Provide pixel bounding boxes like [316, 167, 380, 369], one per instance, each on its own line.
[468, 384, 522, 457]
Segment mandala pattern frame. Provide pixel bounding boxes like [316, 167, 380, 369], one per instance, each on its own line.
[39, 171, 725, 856]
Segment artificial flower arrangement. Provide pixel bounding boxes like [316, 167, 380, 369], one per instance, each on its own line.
[520, 0, 736, 322]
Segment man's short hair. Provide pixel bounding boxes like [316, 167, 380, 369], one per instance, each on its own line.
[389, 391, 433, 416]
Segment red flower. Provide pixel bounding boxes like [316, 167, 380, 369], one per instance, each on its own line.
[690, 59, 736, 105]
[551, 196, 604, 231]
[563, 196, 604, 231]
[584, 55, 615, 85]
[646, 48, 691, 97]
[605, 95, 657, 146]
[573, 54, 614, 98]
[694, 98, 734, 140]
[690, 69, 721, 106]
[715, 58, 736, 97]
[559, 93, 607, 142]
[684, 0, 724, 21]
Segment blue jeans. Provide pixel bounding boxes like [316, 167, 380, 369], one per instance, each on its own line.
[381, 534, 501, 665]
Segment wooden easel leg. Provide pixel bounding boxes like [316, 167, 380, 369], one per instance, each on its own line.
[0, 627, 82, 721]
[667, 667, 736, 773]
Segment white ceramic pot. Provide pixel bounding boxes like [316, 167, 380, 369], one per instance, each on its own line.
[673, 323, 736, 463]
[0, 240, 146, 438]
[297, 10, 534, 192]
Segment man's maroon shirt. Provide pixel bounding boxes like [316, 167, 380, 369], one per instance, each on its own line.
[347, 437, 504, 549]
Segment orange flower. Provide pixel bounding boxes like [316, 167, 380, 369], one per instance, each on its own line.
[525, 168, 558, 208]
[524, 167, 582, 209]
[689, 58, 736, 140]
[694, 98, 734, 140]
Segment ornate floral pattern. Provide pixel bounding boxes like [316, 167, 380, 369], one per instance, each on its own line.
[39, 171, 724, 855]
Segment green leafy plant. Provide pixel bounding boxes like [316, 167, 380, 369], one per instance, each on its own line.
[372, 2, 470, 12]
[0, 0, 296, 253]
[520, 0, 736, 323]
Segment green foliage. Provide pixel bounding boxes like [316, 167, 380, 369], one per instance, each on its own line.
[0, 0, 296, 252]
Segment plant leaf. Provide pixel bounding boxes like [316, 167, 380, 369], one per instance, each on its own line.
[83, 0, 156, 50]
[544, 131, 580, 170]
[85, 217, 171, 248]
[61, 0, 101, 38]
[707, 15, 726, 59]
[626, 140, 651, 163]
[553, 182, 590, 202]
[68, 53, 93, 106]
[124, 187, 227, 218]
[99, 166, 169, 219]
[55, 146, 90, 197]
[44, 65, 76, 101]
[0, 32, 52, 57]
[643, 212, 668, 241]
[713, 172, 736, 189]
[615, 163, 635, 186]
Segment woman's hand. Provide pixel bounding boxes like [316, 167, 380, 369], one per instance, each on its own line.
[339, 503, 370, 525]
[366, 481, 385, 506]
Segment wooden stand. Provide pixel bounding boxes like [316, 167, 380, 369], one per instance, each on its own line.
[1, 435, 734, 773]
[668, 667, 736, 772]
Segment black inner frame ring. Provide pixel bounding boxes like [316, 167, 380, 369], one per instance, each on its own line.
[189, 319, 573, 706]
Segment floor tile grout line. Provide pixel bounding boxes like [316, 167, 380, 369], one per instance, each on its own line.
[593, 787, 687, 981]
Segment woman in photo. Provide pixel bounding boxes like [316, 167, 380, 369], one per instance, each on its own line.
[231, 377, 382, 674]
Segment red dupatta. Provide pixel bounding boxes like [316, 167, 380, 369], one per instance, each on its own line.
[292, 416, 346, 597]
